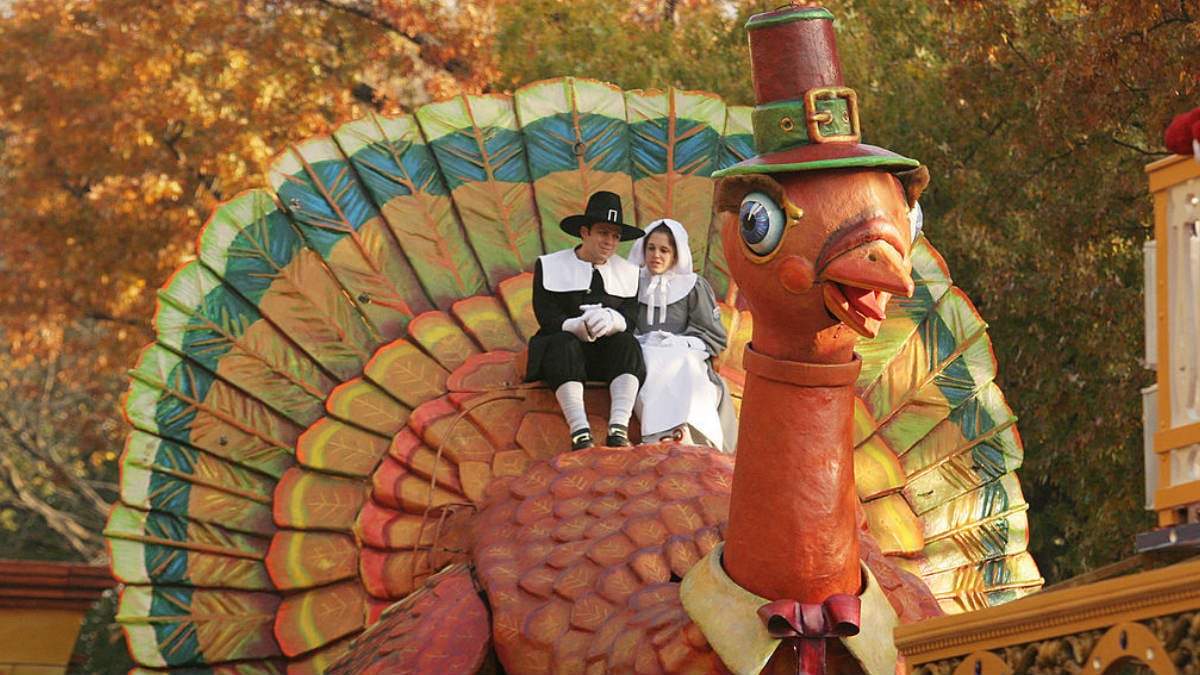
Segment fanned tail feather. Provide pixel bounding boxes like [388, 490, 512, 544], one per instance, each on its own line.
[124, 345, 300, 478]
[516, 78, 634, 257]
[270, 139, 434, 333]
[196, 189, 381, 381]
[416, 92, 541, 284]
[334, 113, 490, 307]
[118, 431, 276, 537]
[155, 261, 333, 427]
[855, 237, 1043, 612]
[626, 87, 729, 286]
[115, 584, 282, 667]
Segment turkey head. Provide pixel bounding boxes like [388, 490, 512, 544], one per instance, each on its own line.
[715, 167, 926, 364]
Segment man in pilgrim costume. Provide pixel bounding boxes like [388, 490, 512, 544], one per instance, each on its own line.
[525, 191, 646, 451]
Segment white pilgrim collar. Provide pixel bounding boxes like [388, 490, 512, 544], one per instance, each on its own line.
[538, 248, 639, 297]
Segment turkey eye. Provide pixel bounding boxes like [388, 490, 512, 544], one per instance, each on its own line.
[738, 192, 786, 257]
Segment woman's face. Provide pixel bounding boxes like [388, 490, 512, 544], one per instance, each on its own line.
[644, 231, 675, 275]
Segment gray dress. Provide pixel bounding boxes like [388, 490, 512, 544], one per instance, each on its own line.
[634, 277, 738, 452]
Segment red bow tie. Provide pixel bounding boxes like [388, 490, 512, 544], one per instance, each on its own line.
[757, 594, 861, 675]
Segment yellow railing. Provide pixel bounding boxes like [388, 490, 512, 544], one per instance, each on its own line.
[897, 556, 1200, 674]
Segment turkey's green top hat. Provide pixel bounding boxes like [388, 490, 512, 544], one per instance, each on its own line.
[713, 5, 920, 178]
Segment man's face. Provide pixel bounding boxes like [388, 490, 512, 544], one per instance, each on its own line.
[577, 222, 623, 264]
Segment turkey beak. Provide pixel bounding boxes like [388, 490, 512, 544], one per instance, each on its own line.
[819, 226, 914, 339]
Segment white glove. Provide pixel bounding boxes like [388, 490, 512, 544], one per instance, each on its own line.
[581, 306, 626, 338]
[582, 306, 614, 337]
[606, 308, 627, 334]
[562, 316, 594, 342]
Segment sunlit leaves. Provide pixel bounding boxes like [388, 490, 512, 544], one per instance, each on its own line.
[884, 0, 1194, 580]
[495, 0, 755, 105]
[0, 0, 493, 561]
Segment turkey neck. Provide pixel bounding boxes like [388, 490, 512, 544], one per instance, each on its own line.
[721, 337, 862, 603]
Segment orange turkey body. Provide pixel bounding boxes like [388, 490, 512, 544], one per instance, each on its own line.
[474, 446, 733, 674]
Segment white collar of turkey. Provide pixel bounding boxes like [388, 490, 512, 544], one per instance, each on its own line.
[679, 541, 899, 675]
[538, 247, 639, 297]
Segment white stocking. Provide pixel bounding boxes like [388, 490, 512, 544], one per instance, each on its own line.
[555, 381, 589, 433]
[608, 373, 639, 428]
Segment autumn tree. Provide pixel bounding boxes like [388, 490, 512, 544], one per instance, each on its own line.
[913, 0, 1198, 580]
[0, 0, 496, 561]
[495, 0, 755, 102]
[782, 0, 1191, 581]
[834, 0, 1197, 579]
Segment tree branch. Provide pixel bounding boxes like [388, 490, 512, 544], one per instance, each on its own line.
[0, 394, 113, 519]
[1126, 12, 1194, 41]
[663, 0, 679, 25]
[1105, 133, 1164, 157]
[83, 310, 147, 327]
[961, 116, 1008, 165]
[0, 449, 103, 559]
[306, 0, 433, 48]
[61, 177, 93, 202]
[161, 119, 186, 162]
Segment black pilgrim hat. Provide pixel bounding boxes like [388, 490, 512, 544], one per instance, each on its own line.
[559, 191, 645, 241]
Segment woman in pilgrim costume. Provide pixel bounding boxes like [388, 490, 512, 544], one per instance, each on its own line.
[525, 191, 646, 451]
[627, 219, 737, 453]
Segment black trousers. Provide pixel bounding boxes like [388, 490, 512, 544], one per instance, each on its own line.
[535, 331, 646, 390]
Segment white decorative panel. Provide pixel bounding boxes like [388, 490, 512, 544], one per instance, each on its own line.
[1170, 442, 1200, 487]
[1165, 180, 1200, 427]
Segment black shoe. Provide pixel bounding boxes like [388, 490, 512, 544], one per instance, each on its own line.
[605, 424, 631, 447]
[570, 428, 594, 451]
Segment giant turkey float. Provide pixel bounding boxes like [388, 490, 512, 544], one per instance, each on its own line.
[104, 5, 1048, 674]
